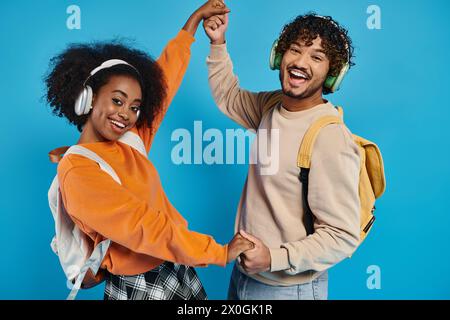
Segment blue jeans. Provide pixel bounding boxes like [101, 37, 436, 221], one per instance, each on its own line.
[227, 264, 328, 300]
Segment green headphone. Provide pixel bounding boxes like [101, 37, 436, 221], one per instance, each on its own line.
[269, 15, 350, 93]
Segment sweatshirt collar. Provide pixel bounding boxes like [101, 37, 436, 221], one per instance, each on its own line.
[278, 101, 334, 119]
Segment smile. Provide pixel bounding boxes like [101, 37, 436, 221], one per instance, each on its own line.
[110, 119, 126, 128]
[287, 68, 310, 88]
[288, 69, 309, 80]
[109, 118, 128, 134]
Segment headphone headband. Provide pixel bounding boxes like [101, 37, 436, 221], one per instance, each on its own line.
[83, 59, 142, 86]
[90, 59, 138, 76]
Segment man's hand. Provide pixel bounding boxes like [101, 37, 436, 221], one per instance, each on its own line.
[203, 11, 229, 44]
[183, 0, 230, 37]
[239, 230, 271, 274]
[227, 233, 254, 264]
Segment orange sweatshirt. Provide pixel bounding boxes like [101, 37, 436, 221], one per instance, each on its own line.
[57, 30, 227, 276]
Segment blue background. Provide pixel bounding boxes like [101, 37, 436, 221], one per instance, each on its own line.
[1, 0, 449, 300]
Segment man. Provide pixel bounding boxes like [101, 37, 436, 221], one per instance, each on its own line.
[203, 12, 361, 300]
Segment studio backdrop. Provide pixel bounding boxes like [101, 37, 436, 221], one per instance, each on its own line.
[0, 0, 448, 299]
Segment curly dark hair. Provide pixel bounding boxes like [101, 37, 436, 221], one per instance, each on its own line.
[45, 40, 167, 132]
[276, 13, 355, 94]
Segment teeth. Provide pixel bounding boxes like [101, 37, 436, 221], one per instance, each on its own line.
[290, 70, 308, 79]
[111, 120, 125, 129]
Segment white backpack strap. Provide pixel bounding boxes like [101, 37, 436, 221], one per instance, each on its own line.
[118, 131, 147, 157]
[65, 146, 121, 184]
[67, 239, 111, 300]
[62, 146, 121, 300]
[54, 137, 144, 300]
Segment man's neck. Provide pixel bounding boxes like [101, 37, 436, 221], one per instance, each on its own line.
[281, 91, 326, 112]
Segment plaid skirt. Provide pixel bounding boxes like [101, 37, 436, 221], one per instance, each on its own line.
[104, 261, 207, 300]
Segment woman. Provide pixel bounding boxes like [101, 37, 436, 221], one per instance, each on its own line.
[45, 1, 252, 300]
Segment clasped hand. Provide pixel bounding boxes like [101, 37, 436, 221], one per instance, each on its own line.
[227, 230, 271, 275]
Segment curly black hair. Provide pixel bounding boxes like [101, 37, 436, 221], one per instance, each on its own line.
[45, 40, 167, 132]
[276, 13, 355, 94]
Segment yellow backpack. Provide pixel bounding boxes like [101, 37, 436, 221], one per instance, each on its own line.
[297, 107, 386, 245]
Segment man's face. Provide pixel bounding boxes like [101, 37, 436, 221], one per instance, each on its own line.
[279, 36, 330, 99]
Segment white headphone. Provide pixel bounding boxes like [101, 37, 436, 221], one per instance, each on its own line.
[74, 59, 142, 116]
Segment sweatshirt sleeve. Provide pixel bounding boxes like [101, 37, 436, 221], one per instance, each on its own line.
[58, 156, 227, 267]
[133, 29, 195, 153]
[207, 43, 278, 130]
[272, 124, 361, 274]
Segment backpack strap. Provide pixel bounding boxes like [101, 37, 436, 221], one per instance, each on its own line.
[297, 111, 343, 235]
[67, 238, 111, 300]
[297, 115, 343, 169]
[48, 132, 146, 299]
[118, 131, 147, 157]
[65, 146, 121, 184]
[60, 146, 121, 300]
[48, 131, 147, 164]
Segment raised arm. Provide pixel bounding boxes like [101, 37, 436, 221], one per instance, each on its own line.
[134, 1, 231, 152]
[204, 13, 280, 130]
[158, 0, 231, 116]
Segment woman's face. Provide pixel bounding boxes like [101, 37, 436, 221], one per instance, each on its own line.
[89, 75, 142, 141]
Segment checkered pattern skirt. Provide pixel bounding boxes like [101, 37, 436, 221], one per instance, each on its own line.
[103, 262, 207, 300]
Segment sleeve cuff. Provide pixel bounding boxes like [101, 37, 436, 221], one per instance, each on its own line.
[269, 247, 290, 272]
[208, 242, 228, 267]
[214, 244, 228, 267]
[222, 244, 229, 267]
[209, 43, 228, 60]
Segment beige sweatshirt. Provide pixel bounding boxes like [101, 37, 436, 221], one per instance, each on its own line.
[207, 44, 361, 286]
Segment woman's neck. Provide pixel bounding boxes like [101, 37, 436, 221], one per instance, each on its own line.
[77, 120, 106, 144]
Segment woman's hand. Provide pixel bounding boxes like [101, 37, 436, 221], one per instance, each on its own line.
[183, 0, 230, 37]
[196, 0, 230, 20]
[226, 232, 255, 264]
[203, 13, 228, 45]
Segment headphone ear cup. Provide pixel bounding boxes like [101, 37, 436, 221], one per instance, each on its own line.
[330, 63, 349, 93]
[74, 88, 86, 116]
[269, 40, 282, 70]
[324, 63, 350, 93]
[324, 75, 337, 91]
[74, 85, 93, 116]
[273, 53, 282, 70]
[84, 85, 93, 114]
